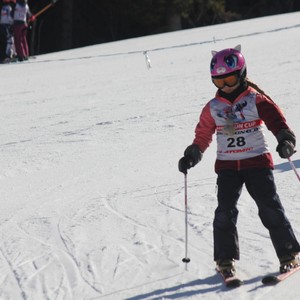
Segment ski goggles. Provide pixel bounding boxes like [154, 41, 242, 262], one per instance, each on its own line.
[212, 74, 239, 89]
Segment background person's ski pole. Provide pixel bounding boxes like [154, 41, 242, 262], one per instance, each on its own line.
[182, 173, 190, 270]
[288, 157, 300, 182]
[34, 0, 60, 19]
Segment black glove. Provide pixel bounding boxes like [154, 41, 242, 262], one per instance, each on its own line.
[276, 140, 295, 158]
[178, 156, 193, 174]
[276, 129, 296, 158]
[178, 144, 203, 174]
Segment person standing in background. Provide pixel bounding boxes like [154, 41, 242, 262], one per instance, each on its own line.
[0, 0, 15, 62]
[13, 0, 34, 61]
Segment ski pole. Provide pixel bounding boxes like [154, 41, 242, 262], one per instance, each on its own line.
[34, 0, 60, 19]
[288, 157, 300, 182]
[182, 172, 190, 270]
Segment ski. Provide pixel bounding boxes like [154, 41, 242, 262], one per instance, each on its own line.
[262, 265, 300, 285]
[216, 268, 244, 288]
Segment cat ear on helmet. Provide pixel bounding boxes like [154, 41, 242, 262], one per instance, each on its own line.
[234, 45, 241, 52]
[211, 50, 217, 56]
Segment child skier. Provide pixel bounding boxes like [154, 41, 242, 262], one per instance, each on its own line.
[178, 45, 300, 277]
[13, 0, 34, 61]
[0, 0, 15, 62]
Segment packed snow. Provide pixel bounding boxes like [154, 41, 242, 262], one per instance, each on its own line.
[1, 11, 300, 300]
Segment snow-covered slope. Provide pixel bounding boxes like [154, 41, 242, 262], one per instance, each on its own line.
[0, 12, 300, 300]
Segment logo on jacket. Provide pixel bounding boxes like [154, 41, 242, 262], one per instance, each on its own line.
[217, 101, 248, 135]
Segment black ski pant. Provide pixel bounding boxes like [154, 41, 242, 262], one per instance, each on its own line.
[0, 26, 6, 60]
[213, 168, 300, 261]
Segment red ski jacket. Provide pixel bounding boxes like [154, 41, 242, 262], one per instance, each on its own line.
[193, 86, 290, 173]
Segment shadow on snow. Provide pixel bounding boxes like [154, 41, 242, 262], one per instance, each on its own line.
[275, 159, 300, 173]
[124, 273, 263, 300]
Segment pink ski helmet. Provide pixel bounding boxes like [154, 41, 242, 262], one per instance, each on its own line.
[210, 45, 246, 79]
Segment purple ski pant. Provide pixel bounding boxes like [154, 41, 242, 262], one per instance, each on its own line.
[14, 23, 29, 60]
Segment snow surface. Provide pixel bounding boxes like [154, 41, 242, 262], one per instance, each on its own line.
[1, 11, 300, 300]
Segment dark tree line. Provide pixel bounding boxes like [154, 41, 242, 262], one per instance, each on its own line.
[27, 0, 300, 55]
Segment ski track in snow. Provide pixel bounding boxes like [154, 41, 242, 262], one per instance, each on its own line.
[0, 246, 27, 300]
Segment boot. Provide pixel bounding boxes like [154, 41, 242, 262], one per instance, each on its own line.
[279, 252, 300, 273]
[216, 259, 236, 278]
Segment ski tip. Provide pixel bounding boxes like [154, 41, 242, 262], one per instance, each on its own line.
[262, 275, 280, 285]
[226, 278, 244, 288]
